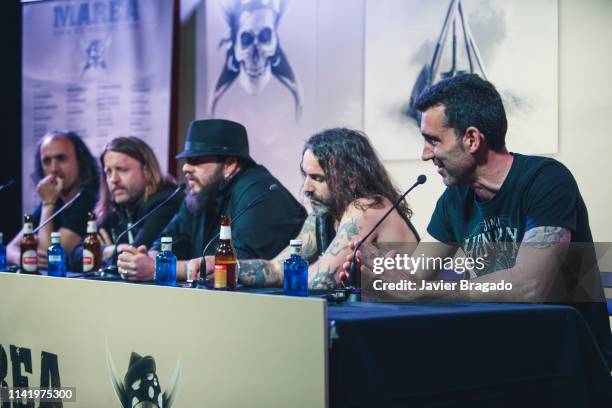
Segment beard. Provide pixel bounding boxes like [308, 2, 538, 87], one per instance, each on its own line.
[305, 191, 339, 218]
[185, 172, 227, 215]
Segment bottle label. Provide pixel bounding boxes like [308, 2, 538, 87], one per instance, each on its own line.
[161, 243, 172, 252]
[83, 249, 94, 272]
[23, 223, 34, 235]
[220, 225, 232, 240]
[87, 220, 96, 234]
[214, 264, 227, 288]
[22, 250, 38, 272]
[48, 255, 63, 263]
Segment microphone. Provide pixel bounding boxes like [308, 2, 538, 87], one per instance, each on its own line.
[200, 183, 279, 256]
[32, 176, 96, 234]
[33, 190, 84, 234]
[348, 175, 427, 289]
[101, 182, 187, 275]
[0, 179, 15, 192]
[193, 183, 279, 287]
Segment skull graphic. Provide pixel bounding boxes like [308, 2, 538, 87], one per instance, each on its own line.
[234, 7, 278, 94]
[210, 0, 303, 121]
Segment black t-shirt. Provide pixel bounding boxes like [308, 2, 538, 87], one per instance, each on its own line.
[427, 153, 612, 369]
[31, 182, 98, 236]
[98, 181, 184, 248]
[428, 153, 592, 274]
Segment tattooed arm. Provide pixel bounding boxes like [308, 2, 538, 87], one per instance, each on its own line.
[405, 226, 572, 302]
[237, 213, 318, 287]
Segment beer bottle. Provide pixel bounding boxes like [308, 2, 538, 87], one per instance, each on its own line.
[20, 213, 39, 274]
[214, 215, 237, 290]
[83, 212, 101, 272]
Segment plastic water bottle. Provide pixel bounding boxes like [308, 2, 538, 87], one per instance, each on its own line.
[284, 239, 308, 297]
[0, 232, 7, 271]
[47, 231, 66, 277]
[156, 236, 176, 286]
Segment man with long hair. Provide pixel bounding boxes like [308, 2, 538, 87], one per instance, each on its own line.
[201, 127, 419, 289]
[94, 136, 184, 265]
[6, 130, 99, 267]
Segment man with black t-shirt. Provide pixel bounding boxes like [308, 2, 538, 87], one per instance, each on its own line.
[345, 74, 612, 369]
[6, 131, 99, 268]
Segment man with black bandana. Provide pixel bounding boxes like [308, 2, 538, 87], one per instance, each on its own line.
[116, 119, 306, 281]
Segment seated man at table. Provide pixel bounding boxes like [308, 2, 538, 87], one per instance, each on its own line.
[202, 127, 420, 289]
[6, 130, 99, 269]
[116, 119, 307, 281]
[344, 74, 612, 368]
[95, 136, 184, 265]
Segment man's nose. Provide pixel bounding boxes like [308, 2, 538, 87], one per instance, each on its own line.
[421, 144, 434, 162]
[108, 170, 120, 183]
[302, 178, 314, 194]
[49, 159, 60, 174]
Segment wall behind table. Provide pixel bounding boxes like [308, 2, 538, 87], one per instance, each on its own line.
[176, 0, 612, 247]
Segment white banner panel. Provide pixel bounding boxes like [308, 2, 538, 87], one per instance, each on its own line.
[365, 0, 559, 160]
[0, 273, 327, 407]
[199, 0, 319, 200]
[22, 0, 174, 212]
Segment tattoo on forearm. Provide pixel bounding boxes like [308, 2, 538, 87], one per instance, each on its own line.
[523, 226, 570, 249]
[238, 260, 278, 287]
[308, 266, 336, 289]
[309, 265, 336, 290]
[325, 217, 360, 256]
[300, 214, 318, 260]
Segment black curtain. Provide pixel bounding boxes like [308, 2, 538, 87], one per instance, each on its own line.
[0, 0, 22, 240]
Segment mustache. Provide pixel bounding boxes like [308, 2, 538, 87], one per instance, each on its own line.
[304, 191, 322, 203]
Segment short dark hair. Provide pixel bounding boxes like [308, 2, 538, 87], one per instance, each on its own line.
[414, 74, 507, 151]
[303, 128, 412, 221]
[32, 130, 100, 191]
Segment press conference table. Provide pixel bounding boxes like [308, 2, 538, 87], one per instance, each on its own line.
[327, 301, 612, 408]
[6, 271, 612, 407]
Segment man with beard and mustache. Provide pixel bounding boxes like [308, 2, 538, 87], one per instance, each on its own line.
[343, 74, 612, 369]
[90, 137, 184, 267]
[6, 130, 99, 268]
[116, 119, 306, 281]
[201, 127, 420, 289]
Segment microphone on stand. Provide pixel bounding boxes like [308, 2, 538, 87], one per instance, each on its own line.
[347, 175, 427, 293]
[100, 182, 187, 276]
[33, 190, 84, 234]
[193, 183, 279, 288]
[33, 176, 95, 234]
[0, 179, 15, 192]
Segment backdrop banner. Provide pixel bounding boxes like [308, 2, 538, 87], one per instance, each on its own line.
[22, 0, 174, 212]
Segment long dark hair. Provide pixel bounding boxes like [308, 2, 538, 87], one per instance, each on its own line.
[32, 130, 99, 192]
[95, 136, 172, 221]
[303, 128, 412, 221]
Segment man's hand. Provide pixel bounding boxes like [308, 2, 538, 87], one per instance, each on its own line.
[37, 174, 63, 205]
[204, 255, 215, 280]
[117, 245, 155, 281]
[37, 249, 48, 269]
[185, 258, 203, 282]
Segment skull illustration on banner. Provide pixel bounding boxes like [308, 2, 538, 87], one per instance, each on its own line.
[209, 0, 303, 121]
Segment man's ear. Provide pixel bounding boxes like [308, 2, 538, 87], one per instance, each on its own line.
[223, 157, 239, 178]
[462, 126, 482, 154]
